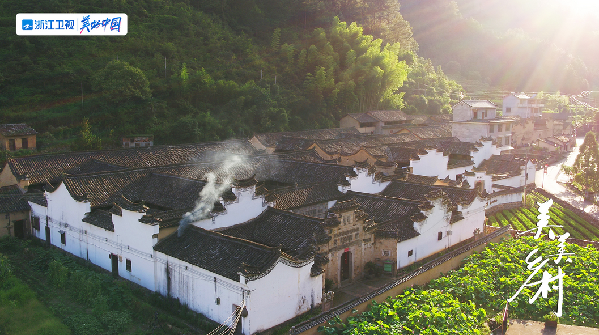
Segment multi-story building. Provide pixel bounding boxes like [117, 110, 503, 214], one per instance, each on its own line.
[451, 100, 515, 150]
[503, 93, 544, 118]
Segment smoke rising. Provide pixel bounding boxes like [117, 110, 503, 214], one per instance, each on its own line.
[177, 153, 245, 236]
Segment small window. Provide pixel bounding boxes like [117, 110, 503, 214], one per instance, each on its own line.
[22, 138, 28, 149]
[506, 124, 511, 131]
[489, 125, 494, 133]
[473, 111, 478, 119]
[498, 125, 503, 132]
[126, 259, 131, 272]
[497, 137, 503, 146]
[506, 107, 511, 114]
[32, 217, 40, 230]
[408, 250, 413, 257]
[8, 139, 15, 151]
[382, 250, 391, 257]
[60, 231, 66, 245]
[438, 232, 443, 240]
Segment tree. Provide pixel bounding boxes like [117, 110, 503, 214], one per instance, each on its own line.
[71, 118, 102, 151]
[92, 60, 151, 104]
[572, 132, 599, 199]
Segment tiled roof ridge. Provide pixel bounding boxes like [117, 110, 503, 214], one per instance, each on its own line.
[345, 190, 424, 206]
[262, 206, 324, 224]
[187, 225, 282, 253]
[7, 138, 253, 163]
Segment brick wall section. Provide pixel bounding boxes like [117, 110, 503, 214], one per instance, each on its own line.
[289, 226, 510, 335]
[534, 188, 599, 229]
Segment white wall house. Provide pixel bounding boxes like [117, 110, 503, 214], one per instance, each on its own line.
[451, 100, 515, 151]
[503, 93, 543, 119]
[154, 227, 322, 335]
[192, 185, 268, 231]
[394, 194, 485, 269]
[29, 178, 323, 335]
[30, 183, 159, 290]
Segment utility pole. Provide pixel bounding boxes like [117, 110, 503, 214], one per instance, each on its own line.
[165, 57, 167, 79]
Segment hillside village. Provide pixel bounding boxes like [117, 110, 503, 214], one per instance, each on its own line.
[0, 94, 576, 334]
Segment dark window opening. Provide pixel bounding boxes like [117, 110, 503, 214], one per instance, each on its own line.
[438, 232, 443, 240]
[408, 250, 413, 257]
[22, 138, 28, 149]
[8, 139, 15, 151]
[32, 217, 40, 230]
[60, 231, 66, 245]
[126, 259, 131, 272]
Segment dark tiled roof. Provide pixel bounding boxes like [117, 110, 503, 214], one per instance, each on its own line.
[404, 174, 438, 185]
[253, 128, 361, 147]
[66, 159, 126, 175]
[380, 181, 478, 206]
[154, 226, 286, 281]
[82, 209, 114, 231]
[120, 173, 207, 210]
[394, 125, 451, 139]
[140, 209, 188, 228]
[0, 124, 36, 136]
[0, 185, 30, 213]
[366, 110, 410, 122]
[274, 137, 315, 151]
[347, 113, 378, 123]
[475, 155, 525, 177]
[385, 147, 426, 163]
[341, 191, 422, 241]
[273, 149, 326, 163]
[255, 160, 355, 186]
[7, 139, 256, 185]
[266, 183, 342, 210]
[437, 141, 480, 155]
[221, 207, 329, 260]
[62, 170, 151, 206]
[427, 114, 452, 124]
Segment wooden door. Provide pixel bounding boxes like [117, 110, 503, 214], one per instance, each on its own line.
[341, 251, 351, 281]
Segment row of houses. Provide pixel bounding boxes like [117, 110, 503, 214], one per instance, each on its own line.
[0, 125, 539, 333]
[0, 93, 560, 333]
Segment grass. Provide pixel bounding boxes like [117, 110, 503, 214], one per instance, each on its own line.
[0, 254, 71, 335]
[0, 237, 219, 335]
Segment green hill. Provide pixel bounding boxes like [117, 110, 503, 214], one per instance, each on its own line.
[0, 0, 465, 150]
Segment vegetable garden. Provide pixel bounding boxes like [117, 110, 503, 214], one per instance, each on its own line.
[319, 237, 599, 334]
[487, 192, 599, 241]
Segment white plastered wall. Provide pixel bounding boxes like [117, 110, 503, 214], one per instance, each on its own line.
[192, 186, 267, 231]
[347, 168, 390, 194]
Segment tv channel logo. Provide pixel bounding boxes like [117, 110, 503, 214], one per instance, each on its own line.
[22, 19, 33, 30]
[16, 13, 127, 36]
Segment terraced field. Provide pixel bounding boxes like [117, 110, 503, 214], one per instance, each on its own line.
[487, 192, 599, 241]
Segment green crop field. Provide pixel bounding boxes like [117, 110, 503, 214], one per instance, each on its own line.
[486, 192, 599, 241]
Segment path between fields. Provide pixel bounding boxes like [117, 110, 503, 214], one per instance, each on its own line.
[505, 319, 599, 334]
[537, 137, 599, 221]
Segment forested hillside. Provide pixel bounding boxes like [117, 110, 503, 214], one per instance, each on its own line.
[0, 0, 462, 149]
[399, 0, 598, 93]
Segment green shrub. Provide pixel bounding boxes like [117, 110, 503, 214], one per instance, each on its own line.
[48, 260, 69, 289]
[0, 254, 11, 282]
[99, 311, 132, 335]
[64, 314, 102, 335]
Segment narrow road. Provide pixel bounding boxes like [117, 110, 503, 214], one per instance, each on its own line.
[534, 137, 599, 220]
